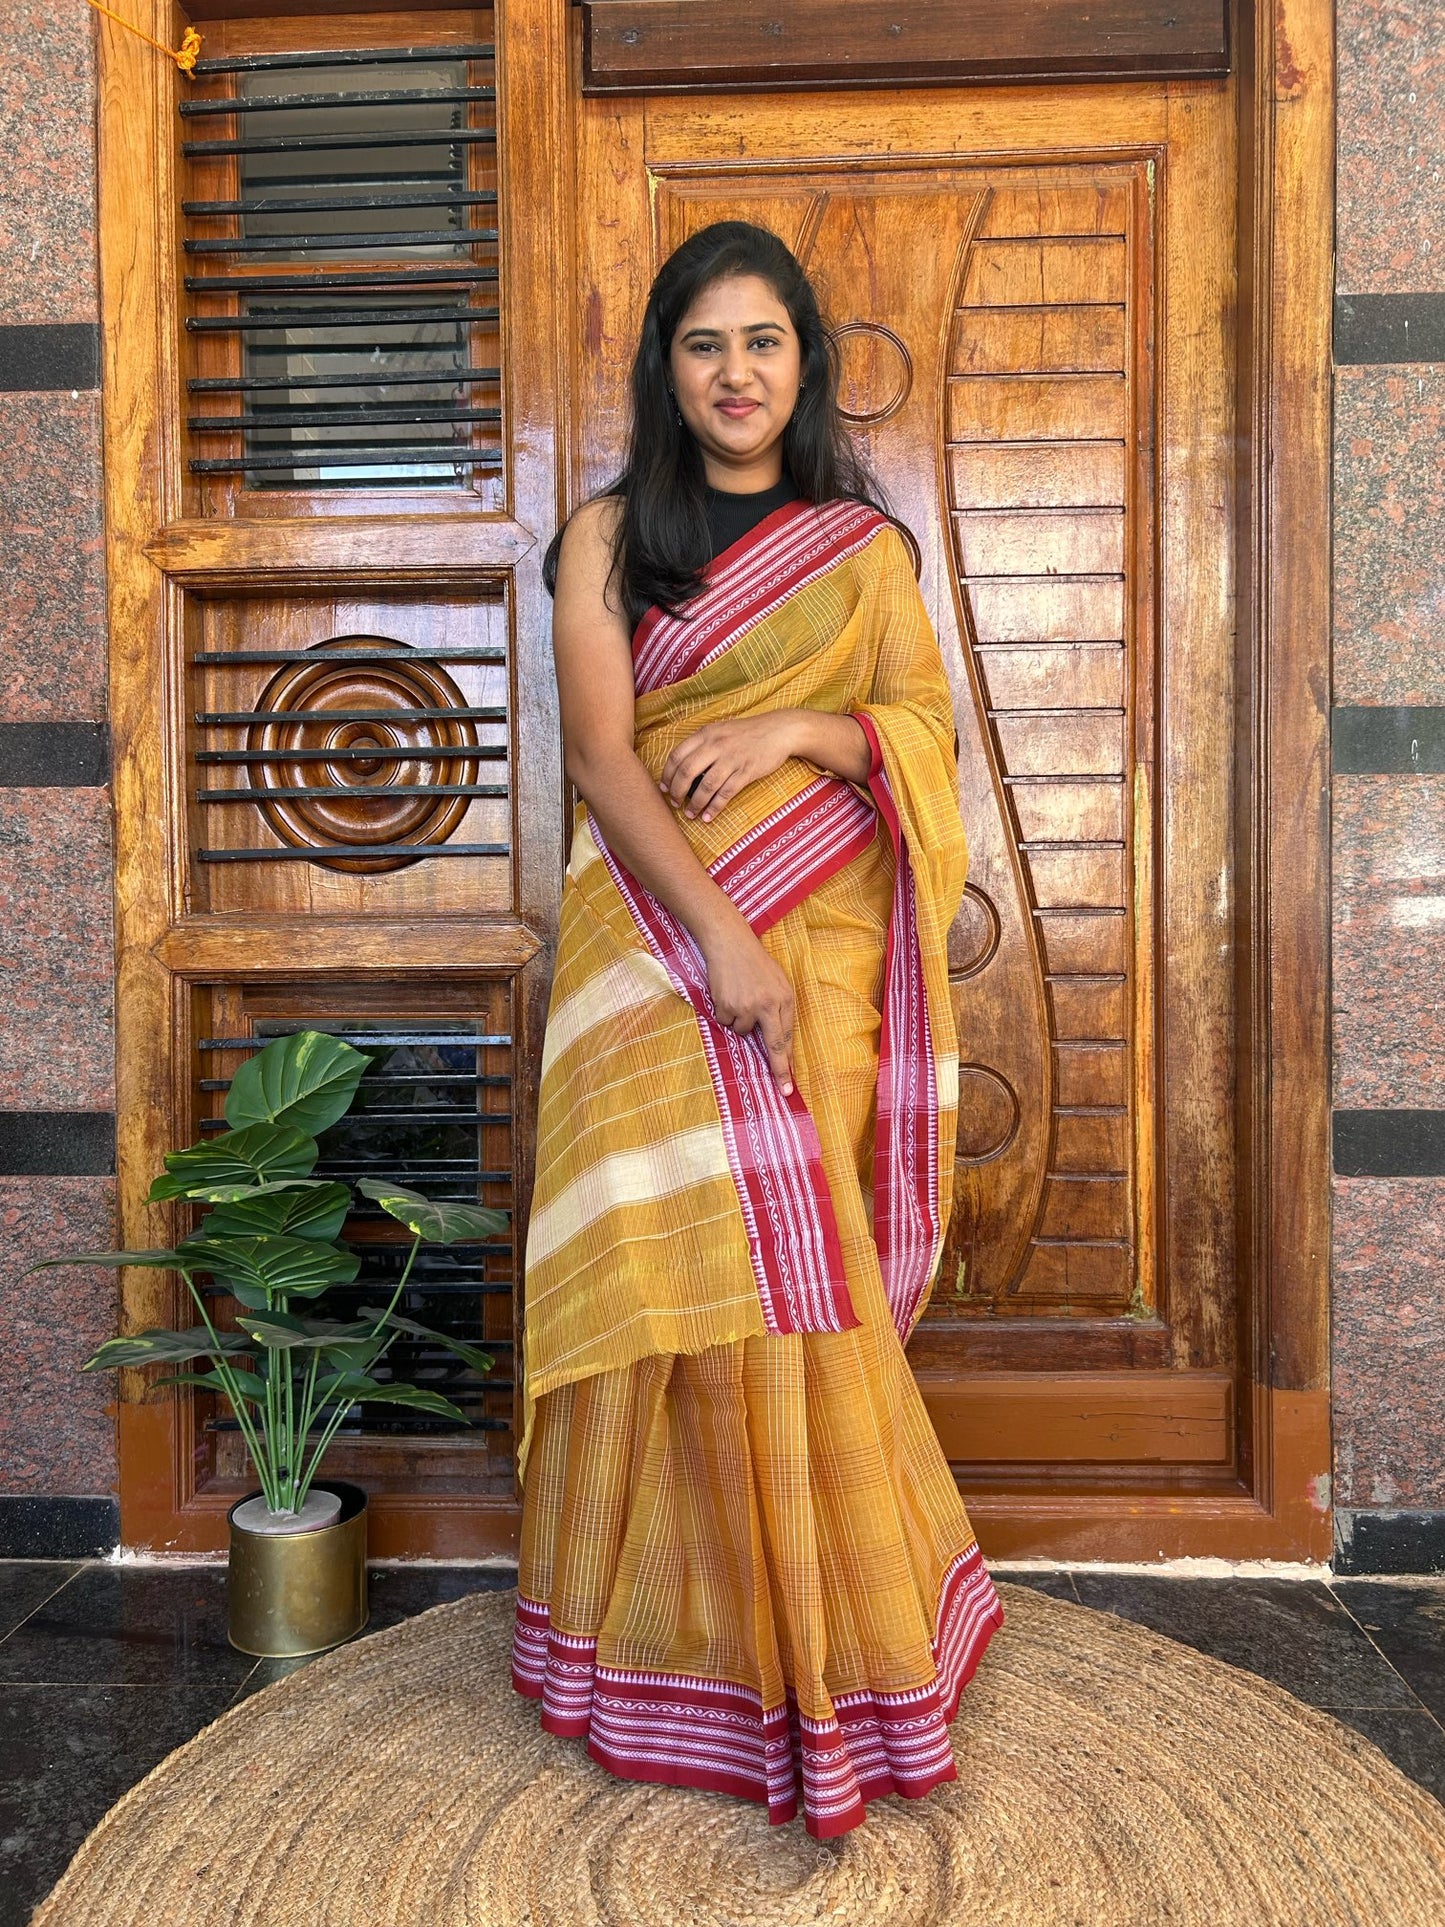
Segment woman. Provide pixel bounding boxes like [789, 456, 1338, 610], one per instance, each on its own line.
[511, 220, 1004, 1841]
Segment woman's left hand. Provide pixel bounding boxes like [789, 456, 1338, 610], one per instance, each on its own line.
[659, 714, 801, 822]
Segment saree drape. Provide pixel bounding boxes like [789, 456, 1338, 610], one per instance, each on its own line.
[513, 499, 1004, 1839]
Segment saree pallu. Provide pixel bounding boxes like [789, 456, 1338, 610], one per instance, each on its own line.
[513, 499, 1004, 1838]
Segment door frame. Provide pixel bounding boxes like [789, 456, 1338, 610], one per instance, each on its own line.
[94, 0, 1332, 1560]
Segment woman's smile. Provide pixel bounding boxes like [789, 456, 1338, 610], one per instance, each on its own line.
[669, 270, 803, 489]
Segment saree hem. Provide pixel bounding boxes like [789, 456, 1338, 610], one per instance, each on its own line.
[510, 1541, 1005, 1840]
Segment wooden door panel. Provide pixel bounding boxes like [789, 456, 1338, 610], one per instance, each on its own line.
[646, 158, 1152, 1327]
[184, 585, 514, 916]
[919, 1372, 1234, 1466]
[951, 310, 1129, 377]
[576, 76, 1239, 1488]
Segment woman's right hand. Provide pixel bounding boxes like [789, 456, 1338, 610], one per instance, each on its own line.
[700, 917, 796, 1096]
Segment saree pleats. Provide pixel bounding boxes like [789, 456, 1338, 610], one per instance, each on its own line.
[515, 506, 1004, 1836]
[516, 835, 1004, 1836]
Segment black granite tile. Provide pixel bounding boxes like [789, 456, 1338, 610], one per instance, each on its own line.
[0, 1497, 118, 1559]
[1334, 1111, 1445, 1178]
[1332, 705, 1445, 774]
[0, 721, 110, 786]
[364, 1562, 517, 1632]
[1335, 293, 1445, 367]
[1327, 1706, 1445, 1807]
[0, 1564, 253, 1690]
[1335, 1508, 1445, 1575]
[1332, 1579, 1445, 1722]
[0, 1561, 79, 1642]
[0, 1113, 115, 1178]
[1067, 1575, 1419, 1712]
[0, 323, 99, 394]
[0, 1682, 233, 1927]
[993, 1569, 1079, 1601]
[228, 1650, 316, 1706]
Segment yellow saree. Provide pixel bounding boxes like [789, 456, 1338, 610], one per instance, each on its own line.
[513, 499, 1003, 1839]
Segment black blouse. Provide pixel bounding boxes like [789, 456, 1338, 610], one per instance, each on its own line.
[703, 473, 801, 562]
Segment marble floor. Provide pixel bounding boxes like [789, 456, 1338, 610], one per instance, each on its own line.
[2, 1561, 1443, 1925]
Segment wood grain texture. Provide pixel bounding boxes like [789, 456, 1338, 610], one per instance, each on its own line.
[579, 0, 1230, 93]
[96, 0, 1333, 1561]
[1248, 0, 1334, 1413]
[918, 1371, 1234, 1464]
[100, 0, 570, 1557]
[572, 17, 1333, 1555]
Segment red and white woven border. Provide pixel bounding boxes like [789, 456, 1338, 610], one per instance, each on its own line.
[512, 1541, 1005, 1840]
[707, 776, 878, 933]
[591, 813, 858, 1336]
[632, 499, 886, 697]
[852, 712, 942, 1340]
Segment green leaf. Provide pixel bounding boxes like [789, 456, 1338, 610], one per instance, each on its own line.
[180, 1180, 320, 1204]
[149, 1124, 318, 1203]
[175, 1234, 360, 1302]
[358, 1307, 493, 1375]
[30, 1250, 187, 1273]
[200, 1181, 353, 1244]
[357, 1181, 509, 1246]
[82, 1327, 256, 1371]
[236, 1312, 375, 1351]
[318, 1337, 389, 1372]
[313, 1373, 468, 1424]
[152, 1369, 265, 1406]
[224, 1031, 370, 1136]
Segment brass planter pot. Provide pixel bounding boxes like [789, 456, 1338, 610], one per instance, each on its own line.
[227, 1481, 369, 1658]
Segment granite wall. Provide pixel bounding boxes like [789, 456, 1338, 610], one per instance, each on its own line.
[0, 1, 119, 1556]
[1330, 0, 1445, 1573]
[0, 1, 1442, 1565]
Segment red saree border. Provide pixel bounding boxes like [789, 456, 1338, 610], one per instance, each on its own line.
[632, 498, 886, 697]
[511, 1541, 1005, 1840]
[707, 775, 878, 933]
[851, 710, 944, 1339]
[589, 810, 859, 1337]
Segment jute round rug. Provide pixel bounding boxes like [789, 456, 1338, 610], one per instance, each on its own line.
[32, 1583, 1445, 1927]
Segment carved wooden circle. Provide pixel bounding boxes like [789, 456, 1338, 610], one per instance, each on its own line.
[247, 636, 480, 874]
[947, 885, 1001, 979]
[954, 1065, 1020, 1162]
[830, 322, 913, 425]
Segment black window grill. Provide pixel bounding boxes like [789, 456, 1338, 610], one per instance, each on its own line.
[182, 39, 501, 491]
[197, 1020, 513, 1440]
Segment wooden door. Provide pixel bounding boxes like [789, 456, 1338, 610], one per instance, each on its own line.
[571, 66, 1324, 1558]
[99, 0, 568, 1557]
[100, 0, 1331, 1561]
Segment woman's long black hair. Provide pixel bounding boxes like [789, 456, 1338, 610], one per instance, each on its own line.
[543, 221, 890, 629]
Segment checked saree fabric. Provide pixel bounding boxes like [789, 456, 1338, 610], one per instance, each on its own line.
[513, 499, 1004, 1839]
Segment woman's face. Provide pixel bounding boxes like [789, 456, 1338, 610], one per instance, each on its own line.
[668, 272, 803, 486]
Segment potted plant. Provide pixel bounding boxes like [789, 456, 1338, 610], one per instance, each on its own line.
[39, 1030, 507, 1657]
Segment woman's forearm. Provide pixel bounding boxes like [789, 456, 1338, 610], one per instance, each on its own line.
[784, 708, 871, 784]
[570, 745, 751, 956]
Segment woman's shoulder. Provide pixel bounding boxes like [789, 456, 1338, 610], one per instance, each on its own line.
[563, 492, 625, 550]
[553, 493, 625, 590]
[817, 499, 915, 573]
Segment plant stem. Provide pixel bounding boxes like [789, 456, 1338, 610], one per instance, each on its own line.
[181, 1273, 276, 1505]
[296, 1238, 423, 1507]
[262, 1316, 287, 1513]
[368, 1233, 423, 1337]
[283, 1348, 296, 1509]
[291, 1349, 322, 1508]
[297, 1395, 357, 1498]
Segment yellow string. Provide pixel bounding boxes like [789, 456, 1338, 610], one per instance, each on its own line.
[83, 0, 202, 76]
